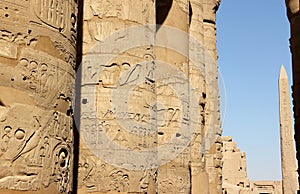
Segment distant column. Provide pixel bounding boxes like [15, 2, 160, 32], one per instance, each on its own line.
[279, 65, 299, 193]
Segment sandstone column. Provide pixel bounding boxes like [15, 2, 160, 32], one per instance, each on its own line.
[78, 0, 156, 193]
[0, 0, 78, 193]
[78, 0, 222, 193]
[202, 1, 223, 193]
[189, 0, 222, 193]
[285, 0, 300, 188]
[279, 65, 299, 193]
[155, 0, 192, 193]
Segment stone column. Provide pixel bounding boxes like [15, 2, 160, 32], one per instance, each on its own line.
[279, 65, 299, 193]
[189, 2, 206, 192]
[202, 1, 223, 193]
[78, 0, 222, 193]
[78, 0, 156, 193]
[155, 0, 192, 193]
[0, 0, 78, 193]
[285, 0, 300, 189]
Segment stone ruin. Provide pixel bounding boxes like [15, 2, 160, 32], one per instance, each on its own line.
[0, 0, 77, 193]
[0, 0, 299, 193]
[0, 0, 223, 193]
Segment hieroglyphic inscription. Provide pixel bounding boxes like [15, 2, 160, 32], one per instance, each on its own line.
[0, 0, 77, 193]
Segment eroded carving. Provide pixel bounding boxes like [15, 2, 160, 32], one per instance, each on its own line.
[0, 30, 37, 46]
[0, 105, 73, 193]
[0, 1, 77, 193]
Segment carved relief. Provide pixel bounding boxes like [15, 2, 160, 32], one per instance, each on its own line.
[14, 48, 75, 109]
[51, 144, 72, 193]
[54, 40, 76, 67]
[78, 150, 136, 193]
[108, 170, 130, 192]
[0, 105, 73, 193]
[0, 30, 37, 46]
[158, 165, 190, 194]
[0, 0, 77, 193]
[33, 0, 67, 30]
[78, 0, 223, 193]
[30, 0, 78, 46]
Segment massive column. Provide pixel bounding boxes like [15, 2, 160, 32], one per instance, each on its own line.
[0, 0, 78, 193]
[156, 0, 194, 193]
[279, 65, 299, 193]
[78, 0, 156, 193]
[285, 0, 300, 188]
[78, 0, 222, 193]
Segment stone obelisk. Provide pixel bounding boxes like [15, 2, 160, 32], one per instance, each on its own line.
[279, 65, 299, 193]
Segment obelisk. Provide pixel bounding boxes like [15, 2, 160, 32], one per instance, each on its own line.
[279, 65, 299, 193]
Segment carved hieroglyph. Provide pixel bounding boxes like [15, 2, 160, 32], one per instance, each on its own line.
[0, 0, 78, 193]
[279, 65, 299, 193]
[79, 0, 156, 193]
[78, 0, 222, 194]
[79, 0, 222, 193]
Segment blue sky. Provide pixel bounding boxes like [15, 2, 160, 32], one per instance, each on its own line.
[216, 0, 292, 180]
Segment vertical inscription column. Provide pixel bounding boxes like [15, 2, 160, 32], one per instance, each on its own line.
[79, 0, 156, 193]
[0, 0, 78, 193]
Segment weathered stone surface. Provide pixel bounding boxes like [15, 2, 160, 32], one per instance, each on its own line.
[78, 0, 222, 193]
[221, 137, 284, 194]
[279, 65, 299, 193]
[78, 0, 156, 193]
[249, 181, 282, 194]
[221, 137, 250, 194]
[285, 0, 300, 189]
[0, 0, 227, 193]
[0, 0, 78, 193]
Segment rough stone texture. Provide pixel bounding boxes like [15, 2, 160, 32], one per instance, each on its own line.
[156, 0, 191, 193]
[221, 137, 284, 194]
[279, 65, 299, 193]
[79, 0, 156, 193]
[249, 181, 282, 194]
[78, 0, 222, 193]
[221, 136, 250, 194]
[285, 0, 300, 189]
[0, 0, 78, 193]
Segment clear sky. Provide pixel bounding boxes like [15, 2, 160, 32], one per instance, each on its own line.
[216, 0, 292, 180]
